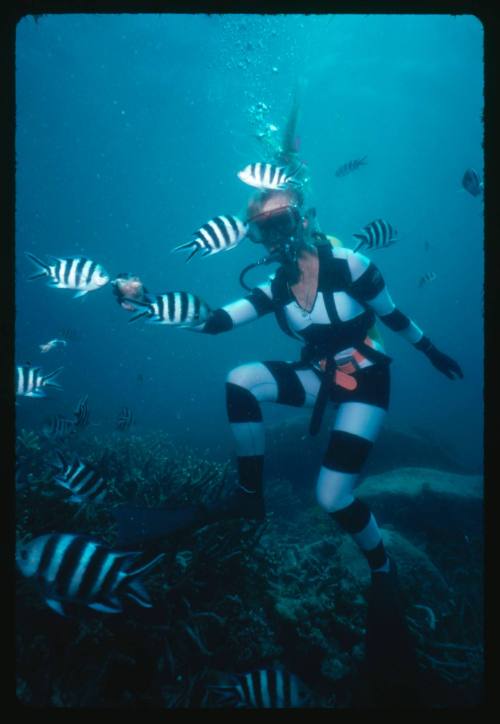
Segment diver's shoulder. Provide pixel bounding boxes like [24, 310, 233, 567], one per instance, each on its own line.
[320, 235, 372, 276]
[323, 235, 353, 259]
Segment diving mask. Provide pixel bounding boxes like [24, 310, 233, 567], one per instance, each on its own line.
[246, 204, 303, 254]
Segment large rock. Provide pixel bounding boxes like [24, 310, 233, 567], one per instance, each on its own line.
[357, 467, 483, 538]
[358, 467, 483, 500]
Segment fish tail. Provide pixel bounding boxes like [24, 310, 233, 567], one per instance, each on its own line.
[352, 235, 366, 253]
[126, 552, 165, 579]
[42, 366, 63, 385]
[128, 309, 150, 323]
[53, 448, 67, 470]
[172, 240, 196, 253]
[25, 252, 50, 280]
[184, 246, 201, 262]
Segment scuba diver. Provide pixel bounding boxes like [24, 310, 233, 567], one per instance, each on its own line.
[111, 272, 152, 312]
[112, 88, 463, 704]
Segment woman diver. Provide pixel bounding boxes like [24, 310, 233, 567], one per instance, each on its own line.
[112, 91, 463, 699]
[113, 185, 463, 566]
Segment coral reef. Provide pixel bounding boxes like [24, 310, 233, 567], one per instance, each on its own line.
[15, 429, 483, 708]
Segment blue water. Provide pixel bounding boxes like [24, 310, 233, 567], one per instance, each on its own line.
[15, 13, 483, 471]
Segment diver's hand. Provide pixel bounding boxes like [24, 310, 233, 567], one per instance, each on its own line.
[417, 337, 463, 379]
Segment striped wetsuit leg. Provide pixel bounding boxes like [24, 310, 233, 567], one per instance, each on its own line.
[226, 361, 321, 494]
[316, 368, 390, 572]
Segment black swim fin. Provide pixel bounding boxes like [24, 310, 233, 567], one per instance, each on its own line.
[112, 503, 208, 549]
[112, 488, 265, 549]
[364, 559, 421, 707]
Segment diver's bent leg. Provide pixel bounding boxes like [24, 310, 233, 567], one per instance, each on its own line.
[317, 402, 389, 573]
[206, 362, 319, 522]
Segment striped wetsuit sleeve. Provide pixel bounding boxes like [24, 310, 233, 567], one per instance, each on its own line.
[190, 283, 274, 335]
[346, 251, 424, 345]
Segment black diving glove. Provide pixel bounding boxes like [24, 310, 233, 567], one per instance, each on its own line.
[415, 336, 464, 380]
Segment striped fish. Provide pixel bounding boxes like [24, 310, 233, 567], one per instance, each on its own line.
[16, 533, 165, 616]
[116, 406, 134, 432]
[52, 450, 107, 504]
[418, 271, 437, 288]
[352, 219, 398, 252]
[16, 364, 63, 397]
[173, 215, 248, 262]
[39, 338, 68, 354]
[42, 414, 77, 440]
[73, 395, 90, 428]
[128, 292, 211, 327]
[335, 156, 367, 178]
[25, 253, 110, 298]
[237, 162, 303, 190]
[207, 669, 312, 709]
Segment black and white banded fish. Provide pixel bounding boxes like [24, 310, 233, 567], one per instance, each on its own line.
[42, 414, 77, 440]
[25, 253, 110, 297]
[39, 338, 68, 354]
[461, 168, 483, 197]
[52, 450, 107, 504]
[352, 218, 398, 252]
[335, 156, 367, 178]
[16, 364, 63, 398]
[418, 271, 437, 288]
[73, 395, 90, 428]
[237, 162, 303, 190]
[207, 668, 313, 709]
[16, 533, 165, 616]
[173, 215, 248, 262]
[128, 292, 211, 327]
[116, 406, 134, 431]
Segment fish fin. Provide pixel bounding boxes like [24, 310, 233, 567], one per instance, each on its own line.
[28, 271, 50, 281]
[67, 495, 84, 504]
[185, 246, 201, 262]
[45, 598, 67, 616]
[352, 236, 366, 253]
[125, 579, 153, 607]
[53, 449, 67, 470]
[112, 503, 207, 548]
[88, 598, 123, 614]
[73, 290, 88, 299]
[205, 683, 242, 708]
[128, 310, 150, 323]
[25, 389, 46, 398]
[172, 240, 196, 253]
[25, 252, 50, 273]
[44, 382, 64, 391]
[53, 475, 70, 489]
[126, 552, 165, 579]
[43, 366, 63, 383]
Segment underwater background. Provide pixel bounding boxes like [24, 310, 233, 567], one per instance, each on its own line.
[15, 13, 484, 708]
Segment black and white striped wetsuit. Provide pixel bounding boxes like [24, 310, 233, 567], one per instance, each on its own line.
[195, 241, 426, 572]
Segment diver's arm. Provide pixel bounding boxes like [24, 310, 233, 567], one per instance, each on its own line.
[190, 284, 274, 335]
[346, 251, 463, 379]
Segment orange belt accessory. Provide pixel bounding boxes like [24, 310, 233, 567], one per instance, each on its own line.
[318, 345, 372, 391]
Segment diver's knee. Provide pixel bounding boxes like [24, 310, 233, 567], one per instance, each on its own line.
[226, 364, 255, 390]
[316, 477, 354, 513]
